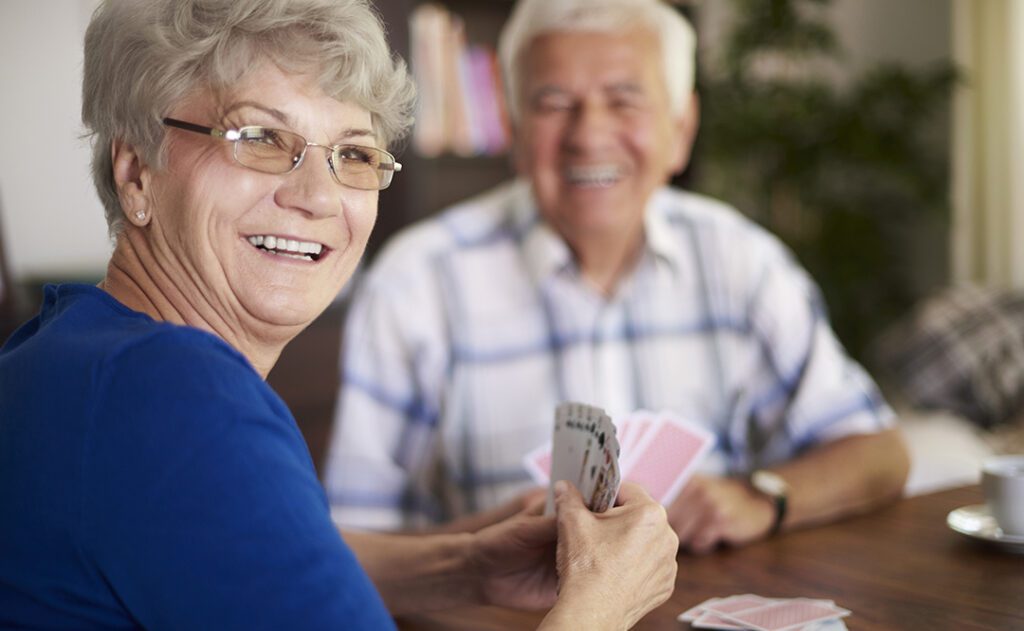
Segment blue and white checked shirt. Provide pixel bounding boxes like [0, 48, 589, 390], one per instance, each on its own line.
[325, 180, 894, 530]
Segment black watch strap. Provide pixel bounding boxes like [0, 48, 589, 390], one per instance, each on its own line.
[768, 493, 787, 536]
[750, 469, 789, 537]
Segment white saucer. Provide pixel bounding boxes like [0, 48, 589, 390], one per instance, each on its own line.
[947, 504, 1024, 553]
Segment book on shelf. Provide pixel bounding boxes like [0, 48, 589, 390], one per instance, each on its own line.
[410, 4, 510, 158]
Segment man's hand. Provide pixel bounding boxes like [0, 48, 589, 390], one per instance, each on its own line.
[669, 429, 911, 554]
[468, 496, 559, 610]
[668, 475, 774, 554]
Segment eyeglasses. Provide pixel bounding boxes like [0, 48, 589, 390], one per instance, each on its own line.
[161, 118, 401, 191]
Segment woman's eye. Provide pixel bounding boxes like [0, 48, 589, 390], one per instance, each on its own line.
[242, 128, 288, 149]
[337, 146, 376, 166]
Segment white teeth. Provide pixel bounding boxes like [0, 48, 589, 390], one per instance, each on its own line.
[566, 165, 622, 188]
[246, 234, 325, 260]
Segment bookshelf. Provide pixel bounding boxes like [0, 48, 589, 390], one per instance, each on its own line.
[371, 0, 516, 261]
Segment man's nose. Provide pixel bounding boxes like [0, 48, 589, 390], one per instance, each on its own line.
[564, 101, 616, 151]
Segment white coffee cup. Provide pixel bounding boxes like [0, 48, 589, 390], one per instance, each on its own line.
[981, 455, 1024, 536]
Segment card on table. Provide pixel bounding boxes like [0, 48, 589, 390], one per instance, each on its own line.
[679, 595, 850, 631]
[720, 599, 850, 631]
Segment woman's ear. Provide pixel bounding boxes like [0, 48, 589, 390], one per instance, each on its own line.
[111, 139, 153, 227]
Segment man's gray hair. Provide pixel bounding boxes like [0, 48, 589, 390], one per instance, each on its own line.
[83, 0, 416, 236]
[497, 0, 696, 122]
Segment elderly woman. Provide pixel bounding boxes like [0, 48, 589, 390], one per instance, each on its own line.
[0, 0, 678, 628]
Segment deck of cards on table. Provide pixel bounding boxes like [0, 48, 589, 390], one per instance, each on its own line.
[528, 404, 715, 514]
[679, 594, 851, 631]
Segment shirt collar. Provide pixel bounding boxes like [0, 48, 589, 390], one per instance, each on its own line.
[516, 184, 685, 285]
[644, 187, 686, 271]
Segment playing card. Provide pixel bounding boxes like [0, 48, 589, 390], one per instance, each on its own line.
[545, 402, 620, 515]
[691, 612, 749, 630]
[679, 597, 721, 622]
[522, 442, 552, 485]
[623, 411, 714, 506]
[804, 620, 849, 631]
[584, 415, 620, 512]
[720, 599, 850, 631]
[680, 595, 850, 631]
[704, 594, 777, 615]
[679, 594, 775, 625]
[618, 409, 655, 474]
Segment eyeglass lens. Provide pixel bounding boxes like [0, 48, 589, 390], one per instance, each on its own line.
[233, 127, 394, 190]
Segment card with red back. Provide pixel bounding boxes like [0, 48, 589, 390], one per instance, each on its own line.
[721, 599, 850, 631]
[522, 442, 551, 485]
[678, 597, 721, 622]
[614, 418, 633, 455]
[622, 411, 714, 506]
[618, 409, 655, 474]
[680, 594, 777, 627]
[691, 612, 749, 630]
[704, 594, 777, 615]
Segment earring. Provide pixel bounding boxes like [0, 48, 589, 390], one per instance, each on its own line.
[135, 209, 146, 221]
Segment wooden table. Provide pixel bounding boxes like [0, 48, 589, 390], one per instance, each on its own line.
[396, 486, 1024, 630]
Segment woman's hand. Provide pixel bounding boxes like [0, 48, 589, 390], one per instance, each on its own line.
[541, 481, 679, 630]
[468, 495, 559, 610]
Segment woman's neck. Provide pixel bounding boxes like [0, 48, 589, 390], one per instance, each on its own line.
[99, 234, 289, 378]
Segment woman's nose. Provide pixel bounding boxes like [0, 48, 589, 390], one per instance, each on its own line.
[275, 145, 341, 218]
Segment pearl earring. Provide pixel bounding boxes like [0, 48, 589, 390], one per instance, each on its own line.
[135, 209, 146, 221]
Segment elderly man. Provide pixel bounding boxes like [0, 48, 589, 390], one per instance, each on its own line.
[325, 0, 909, 553]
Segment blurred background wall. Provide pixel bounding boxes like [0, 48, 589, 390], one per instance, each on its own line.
[0, 0, 108, 283]
[1, 0, 1019, 358]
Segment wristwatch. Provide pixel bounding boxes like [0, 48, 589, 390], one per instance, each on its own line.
[750, 469, 790, 536]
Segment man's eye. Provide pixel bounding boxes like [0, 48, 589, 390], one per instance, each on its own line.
[530, 90, 575, 113]
[611, 98, 643, 111]
[534, 99, 573, 113]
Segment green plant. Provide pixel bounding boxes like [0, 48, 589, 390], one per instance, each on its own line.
[692, 0, 957, 357]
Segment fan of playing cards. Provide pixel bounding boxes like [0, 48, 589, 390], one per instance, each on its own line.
[679, 594, 851, 631]
[528, 403, 715, 515]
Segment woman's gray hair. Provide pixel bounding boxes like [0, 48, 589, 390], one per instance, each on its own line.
[497, 0, 696, 122]
[83, 0, 416, 236]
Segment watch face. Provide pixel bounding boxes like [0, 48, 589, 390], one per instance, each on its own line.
[752, 470, 788, 497]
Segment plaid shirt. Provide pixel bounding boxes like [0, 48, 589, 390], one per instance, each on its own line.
[325, 181, 893, 530]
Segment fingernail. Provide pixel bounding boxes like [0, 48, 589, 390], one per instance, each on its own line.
[553, 480, 568, 498]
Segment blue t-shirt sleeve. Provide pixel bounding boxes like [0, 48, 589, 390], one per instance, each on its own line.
[78, 330, 395, 630]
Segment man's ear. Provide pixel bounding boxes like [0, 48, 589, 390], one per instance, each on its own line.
[111, 139, 153, 227]
[669, 92, 701, 175]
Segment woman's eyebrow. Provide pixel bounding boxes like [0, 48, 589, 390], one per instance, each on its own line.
[224, 101, 375, 143]
[336, 128, 376, 142]
[223, 101, 290, 125]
